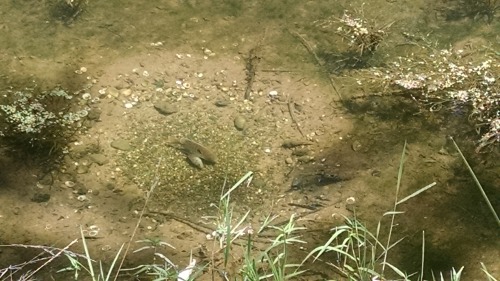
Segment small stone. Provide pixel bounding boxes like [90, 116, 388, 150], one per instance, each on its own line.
[351, 140, 362, 152]
[76, 165, 90, 174]
[64, 181, 76, 188]
[297, 156, 314, 163]
[111, 139, 133, 151]
[214, 99, 230, 107]
[285, 157, 294, 164]
[121, 89, 132, 97]
[89, 154, 109, 166]
[292, 148, 310, 156]
[38, 173, 53, 186]
[234, 115, 246, 131]
[154, 101, 178, 115]
[107, 87, 120, 98]
[187, 154, 204, 169]
[32, 193, 50, 203]
[87, 108, 102, 120]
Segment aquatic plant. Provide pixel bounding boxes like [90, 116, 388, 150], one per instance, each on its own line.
[313, 6, 392, 71]
[0, 87, 90, 158]
[364, 47, 499, 151]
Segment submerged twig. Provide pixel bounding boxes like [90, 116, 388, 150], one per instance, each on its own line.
[287, 95, 305, 137]
[244, 46, 261, 100]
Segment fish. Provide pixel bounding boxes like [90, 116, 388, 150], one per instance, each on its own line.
[179, 138, 217, 163]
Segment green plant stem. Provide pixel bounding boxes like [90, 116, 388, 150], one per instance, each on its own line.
[450, 137, 500, 227]
[113, 158, 162, 280]
[382, 141, 407, 273]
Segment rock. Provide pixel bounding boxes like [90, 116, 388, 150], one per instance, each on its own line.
[285, 157, 294, 164]
[89, 153, 109, 166]
[87, 108, 102, 120]
[351, 140, 362, 152]
[76, 165, 90, 174]
[297, 156, 314, 163]
[107, 87, 120, 98]
[234, 115, 246, 131]
[154, 101, 178, 115]
[32, 193, 50, 203]
[111, 139, 133, 151]
[120, 88, 132, 97]
[292, 148, 310, 156]
[214, 99, 230, 107]
[38, 173, 53, 185]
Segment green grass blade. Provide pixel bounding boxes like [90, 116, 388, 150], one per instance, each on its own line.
[80, 226, 96, 279]
[397, 182, 437, 205]
[382, 141, 407, 273]
[105, 244, 124, 281]
[420, 230, 425, 281]
[221, 171, 253, 200]
[450, 137, 500, 227]
[481, 262, 498, 281]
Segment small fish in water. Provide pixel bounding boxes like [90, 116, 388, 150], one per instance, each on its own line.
[179, 138, 217, 163]
[169, 138, 217, 169]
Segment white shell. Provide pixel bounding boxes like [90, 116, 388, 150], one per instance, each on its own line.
[187, 154, 204, 169]
[345, 197, 356, 205]
[64, 181, 76, 188]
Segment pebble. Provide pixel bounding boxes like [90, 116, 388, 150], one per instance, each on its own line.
[89, 154, 109, 166]
[32, 193, 50, 203]
[297, 156, 314, 163]
[285, 157, 294, 164]
[76, 165, 90, 174]
[234, 115, 246, 130]
[64, 181, 76, 188]
[120, 89, 132, 97]
[107, 87, 120, 98]
[87, 108, 102, 120]
[111, 139, 133, 151]
[154, 101, 179, 115]
[351, 140, 363, 152]
[214, 99, 230, 107]
[292, 148, 309, 156]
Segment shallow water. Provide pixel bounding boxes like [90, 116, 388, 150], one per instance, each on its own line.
[0, 0, 499, 280]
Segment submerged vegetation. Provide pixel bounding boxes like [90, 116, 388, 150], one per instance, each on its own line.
[362, 47, 499, 152]
[0, 87, 92, 161]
